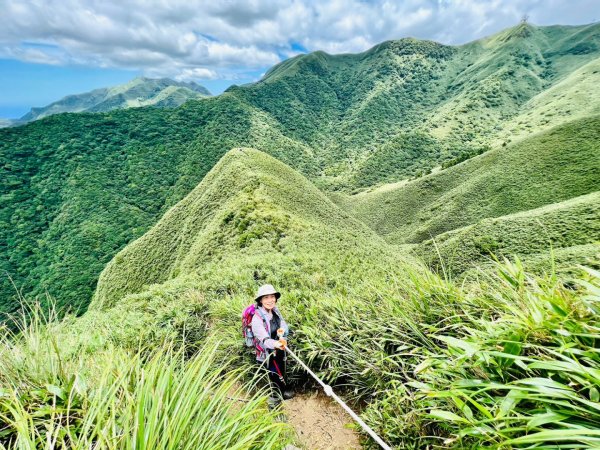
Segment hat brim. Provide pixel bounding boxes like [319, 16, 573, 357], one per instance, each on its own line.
[255, 292, 281, 302]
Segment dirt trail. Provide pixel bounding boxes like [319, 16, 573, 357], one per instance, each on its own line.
[284, 392, 362, 450]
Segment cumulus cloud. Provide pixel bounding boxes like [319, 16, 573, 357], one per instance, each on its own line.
[174, 67, 219, 81]
[0, 0, 595, 82]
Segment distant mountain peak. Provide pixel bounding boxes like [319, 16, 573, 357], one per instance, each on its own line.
[15, 77, 211, 124]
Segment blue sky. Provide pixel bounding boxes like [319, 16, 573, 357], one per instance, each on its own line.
[1, 0, 597, 119]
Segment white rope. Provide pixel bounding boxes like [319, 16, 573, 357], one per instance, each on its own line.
[284, 346, 393, 450]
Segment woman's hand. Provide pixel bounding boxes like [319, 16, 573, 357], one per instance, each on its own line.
[273, 339, 287, 350]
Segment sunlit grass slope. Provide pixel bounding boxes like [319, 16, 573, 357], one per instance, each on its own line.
[416, 191, 600, 275]
[92, 147, 409, 309]
[493, 56, 600, 146]
[425, 23, 600, 144]
[335, 116, 600, 245]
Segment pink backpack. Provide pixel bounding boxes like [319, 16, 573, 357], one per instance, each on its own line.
[242, 304, 268, 348]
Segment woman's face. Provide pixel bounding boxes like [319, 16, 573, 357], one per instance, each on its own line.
[261, 294, 277, 310]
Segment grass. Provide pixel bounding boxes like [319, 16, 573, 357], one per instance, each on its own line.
[0, 304, 292, 449]
[408, 262, 600, 448]
[2, 254, 599, 448]
[416, 191, 600, 275]
[492, 57, 600, 147]
[336, 115, 600, 245]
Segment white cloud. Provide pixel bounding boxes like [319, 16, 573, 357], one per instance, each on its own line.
[174, 67, 219, 80]
[0, 0, 595, 83]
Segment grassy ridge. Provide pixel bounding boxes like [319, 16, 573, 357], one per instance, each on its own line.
[424, 23, 600, 144]
[335, 115, 600, 244]
[88, 147, 600, 448]
[92, 147, 406, 308]
[416, 191, 600, 275]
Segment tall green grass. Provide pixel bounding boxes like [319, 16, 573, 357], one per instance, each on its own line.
[0, 306, 292, 449]
[294, 260, 600, 448]
[2, 257, 599, 449]
[184, 249, 600, 448]
[414, 262, 600, 448]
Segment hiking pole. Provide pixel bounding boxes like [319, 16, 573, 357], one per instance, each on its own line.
[276, 331, 393, 450]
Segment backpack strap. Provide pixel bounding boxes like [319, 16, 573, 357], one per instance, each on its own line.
[254, 307, 271, 357]
[255, 307, 270, 335]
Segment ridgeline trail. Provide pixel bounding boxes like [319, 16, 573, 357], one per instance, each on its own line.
[285, 393, 361, 450]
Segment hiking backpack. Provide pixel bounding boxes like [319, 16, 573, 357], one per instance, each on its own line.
[242, 304, 268, 348]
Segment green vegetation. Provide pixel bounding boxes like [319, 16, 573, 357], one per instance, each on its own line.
[337, 115, 600, 247]
[2, 23, 600, 317]
[0, 306, 292, 449]
[492, 57, 600, 146]
[0, 97, 314, 317]
[0, 25, 599, 449]
[364, 262, 600, 448]
[87, 148, 600, 448]
[416, 192, 600, 275]
[92, 147, 408, 308]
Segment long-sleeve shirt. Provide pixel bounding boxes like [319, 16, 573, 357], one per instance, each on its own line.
[251, 306, 289, 355]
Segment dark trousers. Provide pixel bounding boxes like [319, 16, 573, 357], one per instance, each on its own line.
[258, 349, 288, 396]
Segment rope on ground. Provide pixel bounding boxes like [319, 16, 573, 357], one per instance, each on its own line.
[285, 346, 393, 450]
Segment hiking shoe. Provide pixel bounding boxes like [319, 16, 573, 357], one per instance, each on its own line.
[267, 396, 281, 409]
[283, 390, 295, 400]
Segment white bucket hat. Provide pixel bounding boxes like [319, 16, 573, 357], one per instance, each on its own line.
[255, 284, 281, 303]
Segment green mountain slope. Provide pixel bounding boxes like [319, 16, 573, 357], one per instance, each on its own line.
[16, 77, 211, 123]
[232, 23, 600, 189]
[92, 147, 405, 309]
[492, 56, 600, 146]
[416, 191, 600, 275]
[0, 92, 323, 317]
[333, 116, 600, 245]
[424, 23, 600, 141]
[2, 23, 600, 316]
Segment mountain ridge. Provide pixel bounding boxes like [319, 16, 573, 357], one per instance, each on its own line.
[7, 77, 211, 126]
[92, 147, 406, 309]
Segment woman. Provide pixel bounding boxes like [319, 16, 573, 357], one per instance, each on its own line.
[251, 284, 295, 405]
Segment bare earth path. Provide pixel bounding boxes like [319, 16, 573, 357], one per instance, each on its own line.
[284, 392, 362, 450]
